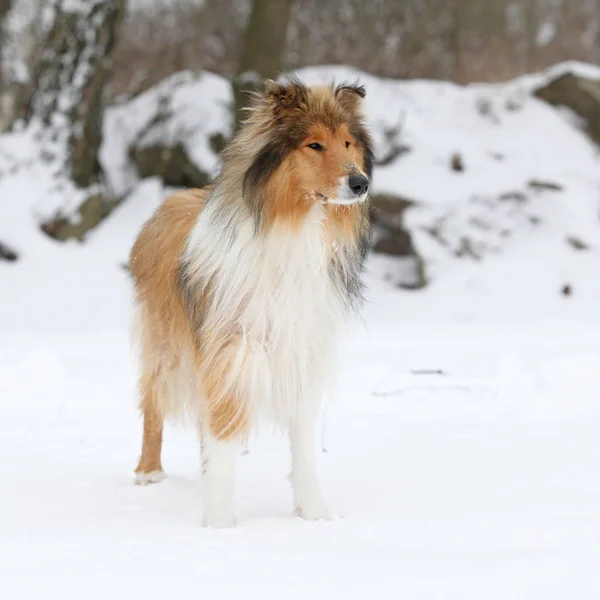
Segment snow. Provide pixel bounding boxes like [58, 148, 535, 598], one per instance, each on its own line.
[295, 63, 600, 278]
[537, 22, 557, 47]
[1, 62, 600, 596]
[2, 308, 600, 596]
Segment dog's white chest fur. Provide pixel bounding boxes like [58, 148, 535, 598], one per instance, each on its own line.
[186, 202, 344, 426]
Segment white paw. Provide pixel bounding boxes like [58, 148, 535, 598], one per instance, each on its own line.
[135, 470, 166, 486]
[295, 497, 333, 521]
[203, 508, 237, 529]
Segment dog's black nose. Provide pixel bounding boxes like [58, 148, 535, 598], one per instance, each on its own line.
[348, 173, 369, 196]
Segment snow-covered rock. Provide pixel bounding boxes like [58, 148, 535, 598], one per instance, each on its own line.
[101, 70, 232, 198]
[1, 61, 599, 291]
[534, 71, 600, 146]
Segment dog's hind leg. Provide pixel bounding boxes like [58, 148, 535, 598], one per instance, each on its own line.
[134, 371, 166, 485]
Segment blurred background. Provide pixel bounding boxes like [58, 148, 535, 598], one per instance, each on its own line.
[1, 0, 600, 301]
[0, 0, 599, 321]
[1, 1, 600, 591]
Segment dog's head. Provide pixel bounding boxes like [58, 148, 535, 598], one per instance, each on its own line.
[240, 78, 374, 227]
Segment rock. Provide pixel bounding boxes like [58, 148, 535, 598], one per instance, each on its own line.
[129, 143, 210, 189]
[561, 283, 573, 297]
[499, 191, 528, 203]
[451, 152, 464, 172]
[373, 233, 427, 290]
[476, 97, 493, 117]
[528, 179, 564, 192]
[476, 97, 500, 123]
[127, 97, 211, 188]
[373, 231, 414, 257]
[566, 236, 589, 251]
[534, 73, 600, 146]
[528, 215, 542, 226]
[41, 193, 119, 242]
[370, 192, 414, 226]
[0, 241, 18, 261]
[369, 192, 427, 289]
[505, 96, 524, 112]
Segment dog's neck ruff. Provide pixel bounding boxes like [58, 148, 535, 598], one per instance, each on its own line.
[182, 188, 366, 425]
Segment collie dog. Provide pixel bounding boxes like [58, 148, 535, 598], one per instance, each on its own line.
[129, 78, 374, 527]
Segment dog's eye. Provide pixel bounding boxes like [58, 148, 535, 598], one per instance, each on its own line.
[345, 141, 350, 148]
[308, 143, 324, 151]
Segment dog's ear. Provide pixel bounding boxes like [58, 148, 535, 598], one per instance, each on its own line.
[264, 79, 308, 115]
[335, 82, 366, 113]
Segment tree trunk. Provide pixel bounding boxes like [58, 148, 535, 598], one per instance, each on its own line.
[24, 0, 125, 241]
[451, 0, 464, 83]
[0, 0, 11, 35]
[233, 0, 294, 130]
[523, 0, 537, 72]
[0, 0, 12, 93]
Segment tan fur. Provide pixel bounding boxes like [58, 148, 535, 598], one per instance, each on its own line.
[130, 187, 250, 462]
[134, 382, 164, 475]
[201, 337, 250, 440]
[130, 80, 373, 482]
[131, 190, 198, 473]
[262, 122, 367, 234]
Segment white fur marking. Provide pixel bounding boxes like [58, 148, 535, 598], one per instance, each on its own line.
[185, 200, 344, 428]
[202, 434, 239, 528]
[289, 405, 332, 521]
[325, 176, 367, 205]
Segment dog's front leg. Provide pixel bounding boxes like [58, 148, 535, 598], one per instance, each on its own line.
[199, 337, 251, 528]
[200, 431, 240, 528]
[289, 403, 332, 521]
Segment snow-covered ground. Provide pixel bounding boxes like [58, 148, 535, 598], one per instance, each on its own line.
[2, 274, 600, 597]
[1, 63, 600, 596]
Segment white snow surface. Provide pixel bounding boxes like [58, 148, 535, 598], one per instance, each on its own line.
[1, 63, 600, 596]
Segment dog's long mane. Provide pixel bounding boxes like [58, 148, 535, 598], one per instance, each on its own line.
[184, 78, 374, 317]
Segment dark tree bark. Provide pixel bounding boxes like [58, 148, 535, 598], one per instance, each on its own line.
[523, 0, 538, 72]
[0, 0, 10, 30]
[0, 0, 12, 93]
[233, 0, 294, 130]
[24, 0, 126, 240]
